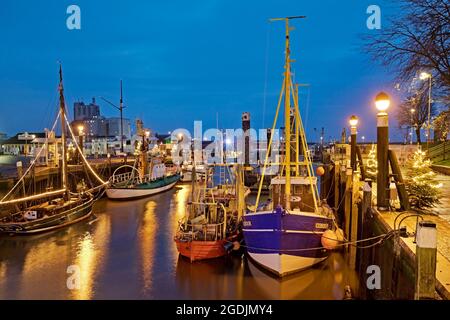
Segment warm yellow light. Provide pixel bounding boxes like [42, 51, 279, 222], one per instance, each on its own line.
[419, 72, 431, 80]
[410, 108, 415, 114]
[375, 92, 390, 112]
[77, 125, 84, 134]
[349, 115, 359, 127]
[145, 130, 150, 137]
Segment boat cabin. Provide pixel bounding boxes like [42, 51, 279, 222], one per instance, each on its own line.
[270, 176, 317, 212]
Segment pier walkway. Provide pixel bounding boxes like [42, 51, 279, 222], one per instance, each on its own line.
[374, 172, 450, 299]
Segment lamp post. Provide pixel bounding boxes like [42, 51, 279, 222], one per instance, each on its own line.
[375, 92, 390, 210]
[349, 115, 358, 171]
[410, 108, 415, 144]
[78, 125, 84, 163]
[142, 130, 150, 152]
[420, 72, 432, 149]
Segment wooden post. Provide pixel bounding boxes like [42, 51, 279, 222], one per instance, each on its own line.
[334, 162, 340, 213]
[415, 221, 437, 300]
[349, 177, 358, 269]
[356, 145, 366, 180]
[344, 167, 353, 244]
[16, 161, 26, 197]
[357, 181, 372, 273]
[377, 112, 389, 210]
[388, 150, 410, 211]
[360, 181, 372, 238]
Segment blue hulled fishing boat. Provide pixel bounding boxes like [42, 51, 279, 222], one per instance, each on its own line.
[242, 16, 336, 277]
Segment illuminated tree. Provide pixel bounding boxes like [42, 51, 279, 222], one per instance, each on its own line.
[405, 148, 442, 209]
[366, 144, 378, 180]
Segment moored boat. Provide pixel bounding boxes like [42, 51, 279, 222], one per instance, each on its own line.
[242, 17, 336, 277]
[0, 65, 108, 235]
[174, 165, 248, 262]
[106, 121, 180, 201]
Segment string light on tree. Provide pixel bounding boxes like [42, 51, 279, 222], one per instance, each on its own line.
[405, 148, 442, 209]
[366, 144, 378, 180]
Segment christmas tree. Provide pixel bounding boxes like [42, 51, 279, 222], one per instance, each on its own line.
[405, 148, 442, 209]
[366, 144, 377, 180]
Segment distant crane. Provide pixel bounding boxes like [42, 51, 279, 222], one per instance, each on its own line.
[101, 80, 125, 153]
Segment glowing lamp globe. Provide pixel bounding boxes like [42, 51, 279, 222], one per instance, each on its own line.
[375, 92, 390, 113]
[321, 229, 339, 250]
[316, 166, 325, 176]
[349, 115, 358, 128]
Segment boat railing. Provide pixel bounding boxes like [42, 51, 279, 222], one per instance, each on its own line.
[179, 201, 228, 240]
[111, 171, 142, 185]
[178, 220, 226, 241]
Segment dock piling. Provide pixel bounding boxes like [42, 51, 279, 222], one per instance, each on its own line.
[415, 221, 437, 300]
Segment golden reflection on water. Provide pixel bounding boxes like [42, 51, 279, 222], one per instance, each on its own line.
[139, 200, 157, 294]
[0, 183, 360, 299]
[71, 233, 95, 300]
[17, 236, 71, 299]
[70, 213, 112, 300]
[174, 184, 190, 225]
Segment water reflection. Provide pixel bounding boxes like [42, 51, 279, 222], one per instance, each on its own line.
[0, 184, 359, 299]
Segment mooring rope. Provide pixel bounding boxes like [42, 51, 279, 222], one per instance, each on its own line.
[228, 229, 400, 252]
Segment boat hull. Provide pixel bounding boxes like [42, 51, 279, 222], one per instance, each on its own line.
[175, 239, 227, 262]
[0, 198, 94, 235]
[242, 208, 333, 277]
[106, 175, 180, 200]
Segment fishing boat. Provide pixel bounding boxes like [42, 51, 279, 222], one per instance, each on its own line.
[0, 66, 108, 235]
[242, 17, 336, 277]
[174, 165, 248, 262]
[106, 121, 180, 200]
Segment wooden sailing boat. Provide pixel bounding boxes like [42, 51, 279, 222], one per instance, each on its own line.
[106, 120, 180, 200]
[174, 164, 248, 262]
[0, 65, 108, 235]
[242, 17, 335, 277]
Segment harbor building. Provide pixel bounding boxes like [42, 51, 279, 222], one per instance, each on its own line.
[70, 98, 131, 141]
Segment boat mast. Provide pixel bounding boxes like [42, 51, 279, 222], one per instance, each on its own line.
[284, 19, 292, 210]
[58, 64, 69, 200]
[120, 80, 124, 153]
[270, 16, 305, 210]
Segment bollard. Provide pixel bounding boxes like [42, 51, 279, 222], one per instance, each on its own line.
[415, 221, 437, 300]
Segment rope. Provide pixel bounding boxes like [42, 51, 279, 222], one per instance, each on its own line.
[1, 111, 61, 203]
[231, 230, 399, 252]
[65, 116, 108, 187]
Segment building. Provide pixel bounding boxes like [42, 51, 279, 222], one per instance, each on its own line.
[0, 132, 7, 154]
[1, 132, 47, 156]
[106, 117, 131, 140]
[70, 98, 131, 142]
[74, 98, 100, 120]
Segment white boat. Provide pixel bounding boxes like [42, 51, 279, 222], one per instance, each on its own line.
[106, 121, 180, 201]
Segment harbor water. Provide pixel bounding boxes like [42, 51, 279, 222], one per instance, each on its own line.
[0, 184, 359, 300]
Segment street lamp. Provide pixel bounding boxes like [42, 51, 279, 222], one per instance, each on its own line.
[349, 115, 358, 171]
[410, 108, 415, 144]
[375, 91, 390, 210]
[77, 125, 84, 162]
[419, 72, 432, 149]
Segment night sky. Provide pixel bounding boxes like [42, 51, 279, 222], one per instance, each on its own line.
[0, 0, 403, 141]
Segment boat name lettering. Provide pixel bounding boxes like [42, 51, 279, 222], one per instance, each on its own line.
[315, 223, 329, 229]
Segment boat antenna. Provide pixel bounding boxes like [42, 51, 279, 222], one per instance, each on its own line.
[100, 80, 126, 153]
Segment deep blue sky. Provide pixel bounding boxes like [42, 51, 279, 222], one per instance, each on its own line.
[0, 0, 403, 141]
